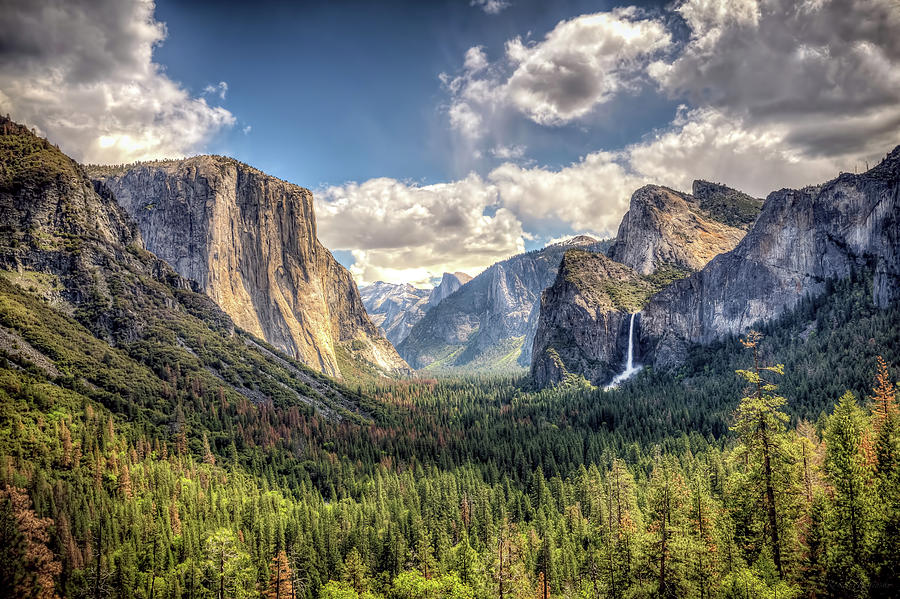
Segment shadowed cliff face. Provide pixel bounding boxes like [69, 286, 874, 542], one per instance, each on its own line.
[531, 251, 650, 387]
[90, 157, 407, 378]
[641, 148, 900, 369]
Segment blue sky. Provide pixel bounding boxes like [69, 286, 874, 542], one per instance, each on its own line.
[3, 0, 900, 286]
[152, 0, 675, 187]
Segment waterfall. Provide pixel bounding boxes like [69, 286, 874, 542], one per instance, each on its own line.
[605, 312, 641, 390]
[625, 311, 635, 372]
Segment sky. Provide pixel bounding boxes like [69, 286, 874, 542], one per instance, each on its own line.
[2, 0, 900, 286]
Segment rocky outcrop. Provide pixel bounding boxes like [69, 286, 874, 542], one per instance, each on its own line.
[428, 272, 472, 307]
[531, 181, 761, 388]
[399, 236, 609, 372]
[89, 157, 407, 378]
[608, 184, 759, 275]
[360, 281, 431, 346]
[531, 251, 651, 387]
[640, 148, 900, 368]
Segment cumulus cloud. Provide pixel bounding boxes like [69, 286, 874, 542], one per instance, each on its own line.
[488, 151, 646, 235]
[503, 8, 672, 125]
[442, 8, 671, 141]
[0, 0, 235, 164]
[471, 0, 510, 15]
[315, 175, 525, 286]
[650, 0, 900, 160]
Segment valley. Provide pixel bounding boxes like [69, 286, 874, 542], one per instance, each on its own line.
[1, 105, 899, 599]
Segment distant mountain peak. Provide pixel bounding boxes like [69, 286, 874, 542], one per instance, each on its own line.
[428, 272, 471, 307]
[549, 234, 598, 248]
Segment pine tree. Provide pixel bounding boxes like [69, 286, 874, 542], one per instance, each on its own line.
[731, 331, 796, 578]
[824, 391, 873, 595]
[266, 550, 293, 599]
[0, 485, 61, 599]
[646, 455, 687, 599]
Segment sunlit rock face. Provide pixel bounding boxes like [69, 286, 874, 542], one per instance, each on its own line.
[608, 182, 759, 275]
[91, 156, 407, 378]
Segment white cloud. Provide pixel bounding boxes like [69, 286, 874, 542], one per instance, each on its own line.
[471, 0, 510, 15]
[502, 8, 672, 125]
[651, 0, 900, 161]
[0, 0, 235, 164]
[490, 144, 526, 160]
[315, 175, 525, 286]
[625, 107, 842, 197]
[488, 151, 646, 236]
[463, 47, 489, 72]
[442, 8, 672, 141]
[203, 81, 228, 100]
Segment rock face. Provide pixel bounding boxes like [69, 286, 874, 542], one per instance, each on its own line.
[398, 236, 609, 372]
[428, 272, 472, 307]
[531, 251, 651, 387]
[0, 116, 364, 415]
[89, 157, 407, 378]
[0, 118, 149, 343]
[360, 281, 431, 347]
[608, 184, 759, 275]
[532, 181, 761, 388]
[640, 148, 900, 368]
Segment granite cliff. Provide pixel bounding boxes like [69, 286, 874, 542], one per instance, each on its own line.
[532, 181, 760, 387]
[530, 251, 652, 387]
[607, 183, 760, 275]
[428, 272, 472, 307]
[0, 115, 365, 412]
[89, 157, 407, 378]
[399, 236, 609, 372]
[532, 151, 900, 387]
[640, 148, 900, 369]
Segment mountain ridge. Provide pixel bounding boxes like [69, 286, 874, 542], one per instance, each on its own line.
[531, 147, 900, 387]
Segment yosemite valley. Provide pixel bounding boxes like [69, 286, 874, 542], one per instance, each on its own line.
[2, 1, 900, 598]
